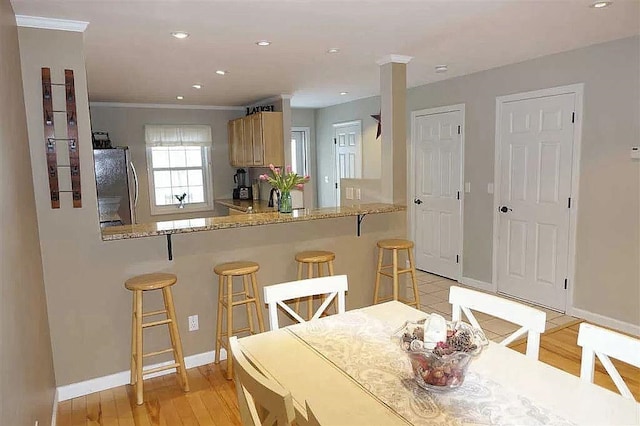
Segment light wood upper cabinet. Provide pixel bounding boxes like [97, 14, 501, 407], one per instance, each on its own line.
[228, 111, 284, 167]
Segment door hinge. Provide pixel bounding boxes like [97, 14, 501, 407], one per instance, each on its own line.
[334, 138, 337, 145]
[568, 197, 572, 208]
[335, 183, 338, 189]
[571, 112, 575, 123]
[457, 125, 461, 135]
[456, 255, 460, 264]
[564, 278, 568, 289]
[457, 191, 460, 200]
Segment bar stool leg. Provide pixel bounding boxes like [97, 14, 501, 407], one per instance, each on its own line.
[327, 260, 338, 314]
[163, 287, 190, 392]
[373, 247, 384, 304]
[306, 263, 313, 320]
[134, 290, 144, 405]
[294, 262, 303, 314]
[225, 276, 234, 380]
[392, 248, 399, 301]
[242, 274, 255, 334]
[130, 292, 137, 386]
[214, 275, 224, 365]
[249, 272, 265, 333]
[407, 247, 420, 308]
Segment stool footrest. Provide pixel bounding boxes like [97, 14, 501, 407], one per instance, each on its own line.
[142, 318, 172, 328]
[142, 362, 181, 376]
[220, 327, 252, 339]
[143, 348, 175, 358]
[142, 309, 168, 317]
[378, 270, 412, 278]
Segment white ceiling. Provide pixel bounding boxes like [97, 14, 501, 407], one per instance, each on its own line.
[11, 0, 640, 108]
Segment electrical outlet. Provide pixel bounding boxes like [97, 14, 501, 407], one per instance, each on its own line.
[464, 182, 471, 193]
[34, 421, 38, 426]
[188, 315, 199, 331]
[355, 188, 361, 200]
[346, 187, 354, 200]
[487, 183, 494, 194]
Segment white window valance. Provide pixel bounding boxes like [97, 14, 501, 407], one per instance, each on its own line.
[145, 125, 212, 147]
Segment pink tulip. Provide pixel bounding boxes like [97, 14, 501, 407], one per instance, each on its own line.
[259, 174, 267, 181]
[296, 183, 304, 190]
[286, 165, 292, 173]
[274, 167, 281, 175]
[269, 163, 275, 170]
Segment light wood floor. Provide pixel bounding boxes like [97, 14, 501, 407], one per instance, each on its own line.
[57, 321, 639, 426]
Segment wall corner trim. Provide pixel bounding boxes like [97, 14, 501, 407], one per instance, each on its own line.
[376, 54, 413, 65]
[56, 349, 226, 402]
[570, 307, 640, 336]
[15, 15, 89, 32]
[51, 389, 59, 426]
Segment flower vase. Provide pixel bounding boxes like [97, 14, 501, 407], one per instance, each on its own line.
[278, 190, 292, 213]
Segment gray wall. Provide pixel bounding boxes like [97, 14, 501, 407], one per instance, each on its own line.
[89, 106, 245, 222]
[291, 108, 317, 208]
[1, 1, 56, 425]
[315, 96, 381, 207]
[315, 36, 640, 326]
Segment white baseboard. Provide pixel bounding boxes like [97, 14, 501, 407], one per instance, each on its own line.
[461, 277, 494, 292]
[51, 388, 59, 426]
[57, 349, 226, 402]
[570, 308, 640, 336]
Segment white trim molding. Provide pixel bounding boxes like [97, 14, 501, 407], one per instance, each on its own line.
[56, 349, 225, 402]
[15, 15, 89, 32]
[51, 389, 59, 426]
[461, 277, 493, 293]
[89, 101, 245, 111]
[570, 308, 640, 336]
[376, 54, 413, 65]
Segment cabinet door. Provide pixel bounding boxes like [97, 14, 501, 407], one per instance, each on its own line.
[242, 116, 254, 166]
[251, 113, 264, 165]
[228, 118, 244, 166]
[262, 112, 284, 166]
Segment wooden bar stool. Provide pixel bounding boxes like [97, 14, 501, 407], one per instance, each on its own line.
[214, 261, 265, 380]
[295, 250, 336, 319]
[125, 272, 189, 405]
[373, 239, 420, 308]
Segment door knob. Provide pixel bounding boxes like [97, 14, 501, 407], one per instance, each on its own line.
[414, 198, 423, 205]
[499, 206, 512, 213]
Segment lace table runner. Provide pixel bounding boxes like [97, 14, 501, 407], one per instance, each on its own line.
[287, 310, 574, 426]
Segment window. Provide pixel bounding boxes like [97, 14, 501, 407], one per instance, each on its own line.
[145, 125, 213, 215]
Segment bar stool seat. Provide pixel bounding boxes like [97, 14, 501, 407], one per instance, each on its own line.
[373, 239, 420, 308]
[214, 261, 265, 380]
[125, 272, 189, 405]
[295, 250, 336, 319]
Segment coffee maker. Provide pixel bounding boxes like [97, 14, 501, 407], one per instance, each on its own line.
[233, 168, 252, 200]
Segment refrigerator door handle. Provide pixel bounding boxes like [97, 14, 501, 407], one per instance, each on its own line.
[130, 161, 139, 207]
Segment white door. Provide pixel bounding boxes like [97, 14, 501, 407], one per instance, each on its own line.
[333, 121, 362, 206]
[496, 93, 575, 311]
[413, 109, 463, 279]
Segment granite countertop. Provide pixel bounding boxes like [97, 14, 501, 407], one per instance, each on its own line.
[101, 203, 406, 241]
[215, 198, 278, 213]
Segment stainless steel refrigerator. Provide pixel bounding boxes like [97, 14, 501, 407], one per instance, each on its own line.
[93, 147, 138, 227]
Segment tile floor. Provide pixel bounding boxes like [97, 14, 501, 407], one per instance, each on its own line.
[412, 269, 578, 343]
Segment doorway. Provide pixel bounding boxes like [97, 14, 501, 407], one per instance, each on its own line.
[411, 105, 464, 281]
[493, 84, 583, 312]
[332, 121, 362, 206]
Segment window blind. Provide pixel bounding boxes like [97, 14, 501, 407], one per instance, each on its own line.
[145, 125, 212, 147]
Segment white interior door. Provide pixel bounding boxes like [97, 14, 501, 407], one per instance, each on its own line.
[496, 93, 575, 311]
[413, 109, 463, 280]
[333, 121, 362, 206]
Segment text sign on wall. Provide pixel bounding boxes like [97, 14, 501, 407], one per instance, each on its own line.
[246, 105, 275, 115]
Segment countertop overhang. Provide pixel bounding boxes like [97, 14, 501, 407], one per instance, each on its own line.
[101, 203, 406, 241]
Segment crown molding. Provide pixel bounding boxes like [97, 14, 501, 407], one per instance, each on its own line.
[89, 102, 245, 111]
[376, 54, 413, 65]
[15, 15, 89, 32]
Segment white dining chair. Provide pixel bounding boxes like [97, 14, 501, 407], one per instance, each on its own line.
[263, 275, 348, 331]
[229, 336, 296, 426]
[577, 322, 640, 400]
[449, 286, 546, 359]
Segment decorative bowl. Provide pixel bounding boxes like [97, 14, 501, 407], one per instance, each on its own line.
[394, 319, 488, 391]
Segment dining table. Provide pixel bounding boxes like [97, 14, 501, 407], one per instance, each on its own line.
[237, 301, 640, 425]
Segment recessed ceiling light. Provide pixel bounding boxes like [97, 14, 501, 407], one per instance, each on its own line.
[590, 1, 612, 7]
[215, 70, 227, 76]
[327, 48, 340, 54]
[176, 95, 184, 100]
[171, 31, 190, 39]
[340, 92, 348, 95]
[256, 40, 271, 46]
[192, 84, 202, 89]
[435, 65, 448, 73]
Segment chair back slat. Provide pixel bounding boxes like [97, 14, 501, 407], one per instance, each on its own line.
[229, 336, 296, 426]
[264, 275, 348, 330]
[577, 322, 640, 400]
[449, 286, 546, 359]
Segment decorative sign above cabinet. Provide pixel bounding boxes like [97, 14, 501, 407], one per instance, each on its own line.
[246, 105, 275, 115]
